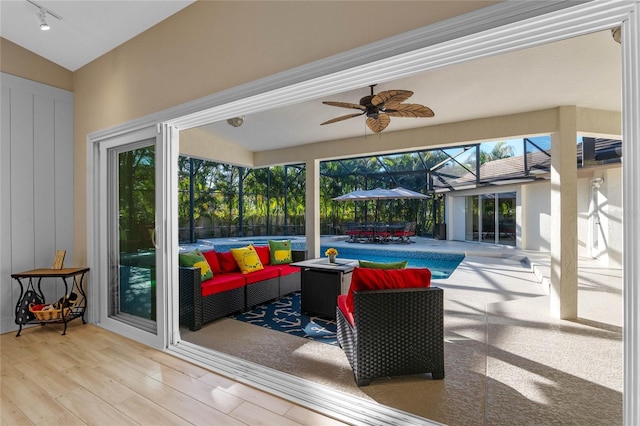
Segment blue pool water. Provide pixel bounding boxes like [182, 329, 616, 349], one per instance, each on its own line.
[206, 238, 306, 253]
[320, 246, 463, 279]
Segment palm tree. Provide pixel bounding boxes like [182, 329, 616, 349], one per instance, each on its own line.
[479, 141, 515, 164]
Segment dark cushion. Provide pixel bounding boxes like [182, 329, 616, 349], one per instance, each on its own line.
[346, 267, 431, 313]
[254, 245, 271, 266]
[202, 249, 221, 274]
[216, 251, 240, 273]
[358, 259, 408, 269]
[179, 249, 213, 281]
[243, 266, 279, 284]
[200, 274, 245, 297]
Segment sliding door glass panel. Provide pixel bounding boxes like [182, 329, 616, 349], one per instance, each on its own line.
[108, 141, 157, 332]
[480, 194, 495, 243]
[497, 192, 516, 246]
[465, 196, 478, 241]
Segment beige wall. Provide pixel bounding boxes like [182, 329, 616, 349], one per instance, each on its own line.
[0, 38, 73, 91]
[179, 128, 254, 167]
[70, 1, 497, 264]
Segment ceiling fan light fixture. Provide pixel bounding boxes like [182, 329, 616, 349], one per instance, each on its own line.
[320, 84, 434, 133]
[227, 116, 244, 127]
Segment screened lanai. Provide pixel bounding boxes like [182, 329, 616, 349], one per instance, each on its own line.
[177, 136, 621, 244]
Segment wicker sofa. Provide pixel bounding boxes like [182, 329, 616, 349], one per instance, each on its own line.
[179, 246, 305, 331]
[336, 267, 444, 386]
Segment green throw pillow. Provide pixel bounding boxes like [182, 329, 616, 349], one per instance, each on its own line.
[179, 249, 213, 281]
[268, 240, 292, 264]
[358, 259, 408, 270]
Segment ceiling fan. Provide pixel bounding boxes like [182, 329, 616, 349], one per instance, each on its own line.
[320, 85, 434, 133]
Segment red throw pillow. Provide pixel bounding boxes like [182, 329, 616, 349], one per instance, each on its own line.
[253, 245, 271, 266]
[216, 251, 240, 273]
[202, 250, 221, 274]
[346, 267, 431, 313]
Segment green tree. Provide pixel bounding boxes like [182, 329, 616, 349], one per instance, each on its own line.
[480, 141, 515, 164]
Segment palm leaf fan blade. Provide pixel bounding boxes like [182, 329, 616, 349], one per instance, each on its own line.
[371, 90, 413, 106]
[385, 103, 435, 118]
[366, 113, 391, 133]
[321, 112, 364, 125]
[322, 101, 366, 111]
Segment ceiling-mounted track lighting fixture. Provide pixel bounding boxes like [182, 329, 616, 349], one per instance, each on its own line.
[26, 0, 62, 31]
[38, 9, 50, 31]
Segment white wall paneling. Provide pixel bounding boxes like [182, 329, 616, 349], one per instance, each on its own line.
[0, 72, 74, 333]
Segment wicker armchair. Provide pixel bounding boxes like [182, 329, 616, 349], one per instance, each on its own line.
[336, 286, 444, 386]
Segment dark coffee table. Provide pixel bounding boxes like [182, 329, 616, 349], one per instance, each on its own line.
[291, 258, 358, 319]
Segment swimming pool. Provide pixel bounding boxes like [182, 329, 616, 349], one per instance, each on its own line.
[320, 246, 463, 279]
[207, 237, 306, 253]
[183, 238, 463, 279]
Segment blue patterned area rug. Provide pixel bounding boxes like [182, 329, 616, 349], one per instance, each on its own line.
[230, 292, 338, 346]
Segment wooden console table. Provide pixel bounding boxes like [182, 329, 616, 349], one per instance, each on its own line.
[11, 267, 89, 336]
[291, 258, 357, 319]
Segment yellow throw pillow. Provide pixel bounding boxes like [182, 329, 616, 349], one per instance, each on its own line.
[230, 245, 264, 274]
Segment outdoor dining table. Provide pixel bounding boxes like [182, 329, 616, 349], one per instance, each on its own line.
[345, 222, 411, 243]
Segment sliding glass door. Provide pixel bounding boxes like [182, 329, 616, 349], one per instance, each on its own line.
[465, 191, 516, 246]
[94, 125, 171, 348]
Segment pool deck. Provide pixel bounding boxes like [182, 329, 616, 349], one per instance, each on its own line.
[180, 234, 623, 424]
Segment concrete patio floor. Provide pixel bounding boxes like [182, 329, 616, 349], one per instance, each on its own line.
[181, 235, 623, 425]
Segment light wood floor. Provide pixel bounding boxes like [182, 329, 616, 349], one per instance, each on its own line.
[1, 321, 347, 425]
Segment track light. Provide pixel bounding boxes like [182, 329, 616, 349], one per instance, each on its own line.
[38, 9, 50, 31]
[26, 1, 62, 31]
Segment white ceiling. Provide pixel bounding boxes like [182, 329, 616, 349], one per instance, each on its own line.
[199, 29, 621, 152]
[1, 1, 621, 153]
[0, 0, 194, 71]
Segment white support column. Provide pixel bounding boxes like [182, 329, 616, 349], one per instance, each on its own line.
[305, 159, 320, 259]
[622, 5, 640, 425]
[549, 106, 578, 319]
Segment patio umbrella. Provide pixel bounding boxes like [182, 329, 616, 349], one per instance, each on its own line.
[332, 187, 429, 201]
[333, 187, 429, 222]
